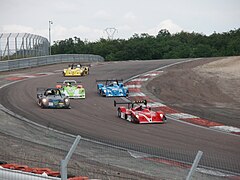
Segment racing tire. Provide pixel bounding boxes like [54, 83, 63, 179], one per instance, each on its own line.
[125, 114, 132, 122]
[117, 109, 121, 117]
[65, 105, 71, 109]
[39, 102, 45, 109]
[100, 90, 105, 97]
[125, 90, 129, 97]
[38, 100, 43, 108]
[131, 115, 139, 123]
[163, 116, 167, 123]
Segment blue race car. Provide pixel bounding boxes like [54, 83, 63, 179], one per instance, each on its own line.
[96, 79, 129, 97]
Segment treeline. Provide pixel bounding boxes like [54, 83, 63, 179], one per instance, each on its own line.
[51, 28, 240, 61]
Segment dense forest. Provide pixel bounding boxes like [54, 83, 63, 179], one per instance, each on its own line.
[51, 28, 240, 61]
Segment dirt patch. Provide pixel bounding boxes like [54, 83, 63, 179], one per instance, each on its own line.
[146, 57, 240, 128]
[195, 56, 240, 103]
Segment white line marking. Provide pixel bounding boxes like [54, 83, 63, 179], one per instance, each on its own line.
[143, 73, 159, 77]
[196, 168, 232, 177]
[125, 85, 141, 88]
[147, 102, 166, 107]
[170, 113, 199, 119]
[130, 78, 149, 82]
[128, 92, 146, 97]
[210, 126, 240, 133]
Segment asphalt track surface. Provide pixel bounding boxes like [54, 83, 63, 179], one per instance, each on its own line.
[0, 59, 239, 174]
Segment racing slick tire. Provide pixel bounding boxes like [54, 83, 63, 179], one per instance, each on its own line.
[99, 90, 102, 96]
[38, 100, 44, 108]
[117, 109, 121, 117]
[100, 90, 106, 97]
[131, 115, 139, 123]
[65, 105, 71, 109]
[125, 114, 132, 122]
[163, 116, 167, 123]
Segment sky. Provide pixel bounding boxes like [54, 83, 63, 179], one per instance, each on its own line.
[0, 0, 240, 43]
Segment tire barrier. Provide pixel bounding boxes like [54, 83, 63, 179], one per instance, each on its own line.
[0, 162, 89, 179]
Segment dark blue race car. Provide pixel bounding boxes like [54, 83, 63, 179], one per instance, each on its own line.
[96, 79, 129, 97]
[37, 88, 70, 108]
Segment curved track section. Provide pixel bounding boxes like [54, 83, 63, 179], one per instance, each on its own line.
[0, 59, 239, 174]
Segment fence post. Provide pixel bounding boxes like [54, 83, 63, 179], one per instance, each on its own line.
[61, 135, 81, 180]
[186, 150, 203, 180]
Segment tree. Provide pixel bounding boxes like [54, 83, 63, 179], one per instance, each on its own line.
[51, 28, 240, 60]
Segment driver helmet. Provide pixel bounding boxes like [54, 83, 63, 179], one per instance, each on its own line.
[77, 64, 80, 68]
[113, 81, 117, 86]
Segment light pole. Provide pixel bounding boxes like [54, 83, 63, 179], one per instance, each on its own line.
[48, 20, 53, 55]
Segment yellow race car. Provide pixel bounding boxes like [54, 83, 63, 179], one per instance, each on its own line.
[63, 63, 90, 77]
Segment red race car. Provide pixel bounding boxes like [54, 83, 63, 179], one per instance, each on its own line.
[114, 100, 167, 124]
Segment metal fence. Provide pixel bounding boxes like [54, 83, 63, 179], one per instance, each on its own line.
[0, 130, 236, 180]
[0, 33, 49, 60]
[0, 54, 104, 72]
[0, 104, 239, 180]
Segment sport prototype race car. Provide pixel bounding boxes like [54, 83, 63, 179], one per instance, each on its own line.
[96, 79, 129, 97]
[37, 88, 70, 108]
[63, 63, 90, 77]
[114, 100, 167, 124]
[56, 80, 85, 99]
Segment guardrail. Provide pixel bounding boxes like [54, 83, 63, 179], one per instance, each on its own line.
[0, 54, 104, 72]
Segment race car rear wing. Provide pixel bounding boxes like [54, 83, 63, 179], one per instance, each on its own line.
[96, 79, 123, 83]
[57, 80, 81, 84]
[114, 100, 147, 108]
[68, 63, 91, 68]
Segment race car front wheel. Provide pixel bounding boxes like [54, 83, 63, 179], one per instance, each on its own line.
[117, 109, 121, 117]
[39, 101, 45, 108]
[100, 90, 106, 97]
[131, 115, 139, 123]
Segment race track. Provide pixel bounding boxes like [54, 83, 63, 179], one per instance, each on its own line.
[0, 59, 239, 174]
